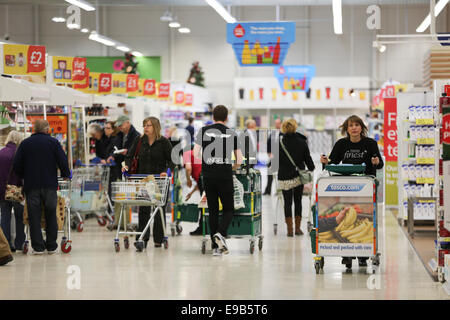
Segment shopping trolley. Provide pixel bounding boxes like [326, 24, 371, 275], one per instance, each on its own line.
[308, 164, 381, 274]
[22, 178, 73, 254]
[200, 169, 263, 254]
[70, 164, 113, 232]
[272, 172, 314, 235]
[111, 174, 171, 252]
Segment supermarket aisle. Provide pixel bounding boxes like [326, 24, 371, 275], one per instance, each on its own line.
[0, 196, 448, 300]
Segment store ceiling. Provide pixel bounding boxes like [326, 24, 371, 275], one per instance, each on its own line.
[0, 0, 430, 6]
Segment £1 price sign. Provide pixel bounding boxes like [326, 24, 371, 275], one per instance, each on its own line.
[99, 73, 112, 93]
[126, 74, 139, 92]
[143, 79, 156, 96]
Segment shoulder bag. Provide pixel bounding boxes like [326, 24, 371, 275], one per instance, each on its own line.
[128, 138, 143, 174]
[279, 138, 312, 190]
[5, 162, 24, 202]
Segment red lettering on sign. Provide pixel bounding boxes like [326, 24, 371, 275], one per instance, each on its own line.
[443, 114, 450, 145]
[159, 83, 170, 98]
[27, 45, 46, 73]
[99, 73, 112, 93]
[126, 75, 139, 92]
[234, 24, 245, 38]
[384, 98, 398, 162]
[72, 57, 87, 81]
[143, 79, 156, 95]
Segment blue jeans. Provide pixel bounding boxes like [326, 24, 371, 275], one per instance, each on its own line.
[0, 200, 25, 250]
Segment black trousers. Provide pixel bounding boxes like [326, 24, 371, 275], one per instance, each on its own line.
[264, 160, 273, 194]
[196, 178, 204, 228]
[203, 177, 234, 249]
[25, 189, 58, 252]
[281, 184, 304, 218]
[0, 201, 25, 250]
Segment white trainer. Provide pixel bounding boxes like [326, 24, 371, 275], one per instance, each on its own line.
[213, 233, 229, 254]
[47, 248, 59, 255]
[212, 248, 222, 256]
[31, 249, 45, 255]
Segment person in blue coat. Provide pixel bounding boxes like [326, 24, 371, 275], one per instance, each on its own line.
[13, 119, 70, 254]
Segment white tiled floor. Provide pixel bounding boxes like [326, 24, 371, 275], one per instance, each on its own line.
[0, 195, 448, 300]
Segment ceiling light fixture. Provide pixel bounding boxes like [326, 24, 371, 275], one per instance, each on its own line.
[178, 27, 191, 34]
[204, 0, 236, 23]
[89, 32, 115, 46]
[332, 0, 343, 34]
[379, 45, 386, 53]
[65, 0, 95, 12]
[52, 17, 66, 23]
[116, 45, 131, 52]
[416, 0, 449, 32]
[160, 11, 173, 22]
[169, 21, 181, 28]
[81, 28, 89, 33]
[67, 23, 80, 30]
[132, 51, 143, 57]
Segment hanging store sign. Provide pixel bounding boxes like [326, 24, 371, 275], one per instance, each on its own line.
[226, 22, 296, 67]
[112, 74, 127, 94]
[274, 65, 315, 92]
[1, 44, 46, 76]
[126, 74, 139, 93]
[384, 97, 398, 206]
[143, 79, 156, 96]
[159, 83, 170, 99]
[185, 94, 193, 106]
[174, 91, 185, 105]
[51, 56, 87, 84]
[73, 68, 90, 92]
[98, 73, 112, 93]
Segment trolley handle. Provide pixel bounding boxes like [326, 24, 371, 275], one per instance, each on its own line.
[80, 162, 116, 167]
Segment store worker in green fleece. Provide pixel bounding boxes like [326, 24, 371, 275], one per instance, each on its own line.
[320, 115, 383, 268]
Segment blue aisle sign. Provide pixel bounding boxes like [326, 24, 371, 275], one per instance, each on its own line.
[274, 65, 315, 92]
[226, 22, 296, 67]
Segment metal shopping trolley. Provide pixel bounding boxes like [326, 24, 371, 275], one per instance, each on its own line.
[272, 172, 314, 235]
[22, 178, 73, 254]
[308, 164, 381, 274]
[70, 164, 113, 232]
[111, 174, 171, 252]
[200, 169, 263, 254]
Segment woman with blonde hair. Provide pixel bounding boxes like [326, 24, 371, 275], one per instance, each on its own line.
[124, 117, 174, 249]
[0, 130, 25, 252]
[277, 119, 315, 237]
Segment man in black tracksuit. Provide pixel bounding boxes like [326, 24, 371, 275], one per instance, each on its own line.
[194, 105, 243, 256]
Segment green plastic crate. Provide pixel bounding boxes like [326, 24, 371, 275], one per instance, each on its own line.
[175, 204, 200, 223]
[204, 214, 261, 236]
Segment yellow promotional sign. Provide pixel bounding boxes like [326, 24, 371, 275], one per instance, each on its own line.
[3, 44, 46, 76]
[85, 72, 101, 94]
[51, 56, 86, 84]
[112, 74, 127, 94]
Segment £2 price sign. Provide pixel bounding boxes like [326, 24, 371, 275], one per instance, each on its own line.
[126, 75, 139, 92]
[143, 79, 156, 96]
[27, 46, 46, 74]
[99, 73, 112, 93]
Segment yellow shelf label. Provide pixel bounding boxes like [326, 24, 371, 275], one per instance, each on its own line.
[417, 158, 435, 164]
[417, 138, 435, 145]
[416, 178, 435, 184]
[440, 237, 450, 242]
[418, 200, 436, 203]
[416, 119, 434, 125]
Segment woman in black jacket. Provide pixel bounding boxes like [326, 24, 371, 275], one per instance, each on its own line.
[278, 119, 315, 237]
[124, 117, 174, 249]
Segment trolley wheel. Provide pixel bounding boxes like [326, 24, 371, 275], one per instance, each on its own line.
[97, 216, 107, 226]
[106, 223, 114, 232]
[77, 222, 84, 233]
[345, 263, 352, 270]
[22, 241, 29, 254]
[61, 241, 72, 253]
[70, 220, 77, 230]
[258, 238, 263, 251]
[273, 224, 277, 235]
[134, 241, 144, 252]
[176, 224, 183, 235]
[164, 239, 169, 250]
[171, 227, 175, 237]
[250, 241, 255, 254]
[114, 242, 120, 252]
[372, 253, 380, 266]
[315, 261, 320, 274]
[124, 237, 130, 249]
[201, 241, 206, 254]
[319, 257, 325, 269]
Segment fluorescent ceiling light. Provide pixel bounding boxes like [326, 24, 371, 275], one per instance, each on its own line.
[132, 51, 143, 57]
[52, 17, 66, 23]
[67, 23, 80, 30]
[416, 0, 449, 32]
[89, 32, 115, 46]
[65, 0, 95, 12]
[205, 0, 236, 23]
[169, 21, 180, 28]
[160, 11, 173, 22]
[81, 28, 89, 33]
[379, 45, 386, 53]
[116, 46, 131, 52]
[178, 27, 191, 34]
[332, 0, 342, 34]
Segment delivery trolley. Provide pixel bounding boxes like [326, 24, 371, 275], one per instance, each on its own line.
[308, 164, 381, 274]
[70, 164, 113, 232]
[22, 178, 73, 254]
[170, 167, 201, 236]
[111, 174, 171, 252]
[200, 169, 263, 254]
[272, 172, 314, 235]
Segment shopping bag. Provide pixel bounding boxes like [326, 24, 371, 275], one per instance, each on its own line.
[233, 175, 245, 210]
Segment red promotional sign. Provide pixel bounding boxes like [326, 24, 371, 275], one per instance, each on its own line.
[74, 68, 89, 90]
[72, 57, 87, 81]
[384, 97, 398, 162]
[159, 83, 170, 98]
[27, 45, 46, 73]
[126, 74, 139, 92]
[143, 79, 156, 95]
[445, 85, 450, 96]
[442, 114, 450, 145]
[234, 24, 245, 38]
[385, 85, 395, 97]
[185, 94, 193, 106]
[175, 91, 184, 104]
[99, 73, 112, 93]
[379, 88, 386, 100]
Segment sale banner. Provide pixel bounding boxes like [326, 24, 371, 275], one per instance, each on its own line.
[27, 115, 68, 134]
[52, 56, 86, 84]
[384, 97, 398, 206]
[185, 94, 193, 106]
[159, 83, 170, 99]
[112, 74, 127, 94]
[74, 68, 90, 92]
[98, 73, 112, 93]
[174, 91, 184, 105]
[143, 79, 156, 96]
[2, 44, 46, 76]
[126, 74, 139, 93]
